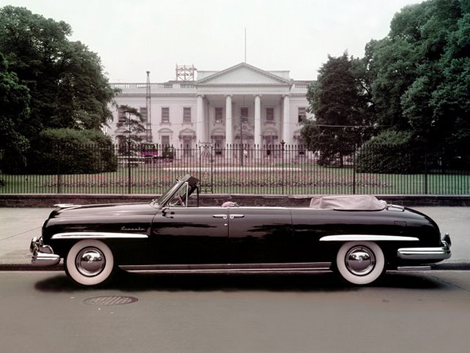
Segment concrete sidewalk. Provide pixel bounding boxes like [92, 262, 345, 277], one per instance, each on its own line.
[0, 208, 57, 270]
[0, 207, 469, 271]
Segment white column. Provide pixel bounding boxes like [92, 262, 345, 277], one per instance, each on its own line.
[225, 95, 233, 145]
[282, 95, 291, 145]
[196, 95, 205, 143]
[254, 95, 261, 147]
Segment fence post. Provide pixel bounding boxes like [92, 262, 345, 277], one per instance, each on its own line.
[127, 141, 132, 194]
[56, 144, 61, 194]
[210, 144, 214, 193]
[424, 142, 428, 195]
[352, 144, 357, 195]
[198, 143, 201, 189]
[281, 140, 285, 195]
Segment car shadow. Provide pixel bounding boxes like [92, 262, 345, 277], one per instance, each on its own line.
[34, 270, 444, 293]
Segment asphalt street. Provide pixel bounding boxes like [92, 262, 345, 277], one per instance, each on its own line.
[1, 270, 470, 353]
[0, 206, 469, 269]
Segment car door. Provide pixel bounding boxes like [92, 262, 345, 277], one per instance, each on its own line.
[227, 207, 294, 263]
[151, 206, 229, 264]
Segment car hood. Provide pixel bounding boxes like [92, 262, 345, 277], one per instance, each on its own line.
[41, 203, 159, 239]
[48, 203, 158, 220]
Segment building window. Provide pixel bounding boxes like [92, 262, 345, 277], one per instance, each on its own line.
[298, 107, 306, 123]
[118, 107, 127, 122]
[140, 107, 148, 122]
[241, 107, 248, 123]
[215, 107, 223, 124]
[161, 107, 170, 123]
[161, 135, 170, 146]
[266, 108, 274, 123]
[183, 107, 191, 124]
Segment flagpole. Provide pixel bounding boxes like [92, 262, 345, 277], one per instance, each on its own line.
[244, 28, 247, 62]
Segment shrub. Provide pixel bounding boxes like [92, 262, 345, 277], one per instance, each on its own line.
[356, 131, 424, 174]
[28, 129, 117, 174]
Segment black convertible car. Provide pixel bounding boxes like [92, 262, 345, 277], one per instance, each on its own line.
[30, 175, 451, 286]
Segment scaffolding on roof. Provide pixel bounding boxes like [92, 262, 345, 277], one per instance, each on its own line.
[176, 64, 196, 81]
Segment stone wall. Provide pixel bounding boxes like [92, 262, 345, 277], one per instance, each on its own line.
[0, 193, 469, 208]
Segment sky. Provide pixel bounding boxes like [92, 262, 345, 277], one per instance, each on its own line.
[4, 0, 422, 83]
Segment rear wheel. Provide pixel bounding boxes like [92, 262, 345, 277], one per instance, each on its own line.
[335, 242, 385, 286]
[65, 239, 115, 286]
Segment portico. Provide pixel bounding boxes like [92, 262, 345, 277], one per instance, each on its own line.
[195, 62, 296, 146]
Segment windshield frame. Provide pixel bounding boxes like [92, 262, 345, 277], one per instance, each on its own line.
[152, 175, 198, 208]
[155, 182, 182, 207]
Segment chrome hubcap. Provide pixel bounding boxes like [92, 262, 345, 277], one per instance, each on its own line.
[76, 247, 106, 277]
[345, 246, 376, 276]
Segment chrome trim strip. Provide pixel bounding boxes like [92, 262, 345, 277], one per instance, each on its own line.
[119, 262, 332, 272]
[51, 232, 149, 240]
[396, 266, 432, 271]
[319, 235, 420, 242]
[54, 204, 77, 209]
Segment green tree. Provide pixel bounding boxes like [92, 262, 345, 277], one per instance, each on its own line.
[0, 6, 115, 138]
[366, 0, 470, 167]
[115, 105, 146, 147]
[54, 40, 116, 130]
[369, 37, 420, 131]
[301, 53, 374, 166]
[430, 1, 470, 167]
[0, 52, 30, 172]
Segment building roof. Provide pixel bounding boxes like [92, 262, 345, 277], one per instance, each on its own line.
[197, 62, 293, 86]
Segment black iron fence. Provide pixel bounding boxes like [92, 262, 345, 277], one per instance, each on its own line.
[1, 143, 469, 195]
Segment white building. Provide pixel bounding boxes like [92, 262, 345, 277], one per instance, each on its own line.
[107, 62, 312, 150]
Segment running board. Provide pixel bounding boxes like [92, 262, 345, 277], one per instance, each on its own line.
[119, 262, 332, 274]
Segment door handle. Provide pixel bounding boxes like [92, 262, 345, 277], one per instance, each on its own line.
[230, 214, 245, 219]
[213, 214, 227, 220]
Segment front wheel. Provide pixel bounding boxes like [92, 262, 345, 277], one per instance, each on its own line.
[335, 242, 385, 286]
[65, 239, 115, 286]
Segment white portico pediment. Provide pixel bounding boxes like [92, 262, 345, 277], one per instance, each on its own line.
[197, 62, 292, 86]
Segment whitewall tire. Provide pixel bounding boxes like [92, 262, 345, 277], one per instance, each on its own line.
[335, 242, 385, 286]
[65, 239, 115, 286]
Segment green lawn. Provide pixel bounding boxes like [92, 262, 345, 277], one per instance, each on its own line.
[1, 165, 469, 195]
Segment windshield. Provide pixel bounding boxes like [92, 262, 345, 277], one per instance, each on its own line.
[151, 175, 199, 208]
[154, 182, 182, 206]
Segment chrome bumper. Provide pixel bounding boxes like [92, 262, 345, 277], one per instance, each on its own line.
[30, 237, 60, 266]
[397, 233, 451, 261]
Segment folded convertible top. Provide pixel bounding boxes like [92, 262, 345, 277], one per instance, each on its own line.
[309, 195, 387, 211]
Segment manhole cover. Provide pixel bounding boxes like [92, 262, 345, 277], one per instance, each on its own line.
[83, 296, 138, 306]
